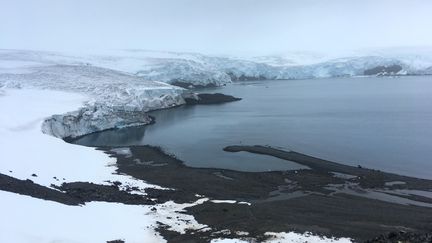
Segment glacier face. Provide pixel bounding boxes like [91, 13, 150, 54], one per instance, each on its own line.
[41, 105, 155, 139]
[108, 49, 432, 81]
[135, 58, 231, 87]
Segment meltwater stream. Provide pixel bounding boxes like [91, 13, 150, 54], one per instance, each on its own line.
[74, 76, 432, 179]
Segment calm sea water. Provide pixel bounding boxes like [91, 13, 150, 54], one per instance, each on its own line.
[74, 76, 432, 178]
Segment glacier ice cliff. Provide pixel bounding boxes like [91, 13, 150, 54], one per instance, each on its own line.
[41, 105, 155, 139]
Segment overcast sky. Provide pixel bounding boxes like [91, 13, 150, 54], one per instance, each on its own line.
[1, 0, 431, 55]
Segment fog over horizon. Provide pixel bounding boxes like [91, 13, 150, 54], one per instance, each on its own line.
[1, 0, 432, 56]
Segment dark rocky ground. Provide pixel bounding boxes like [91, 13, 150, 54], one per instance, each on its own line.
[365, 231, 432, 243]
[363, 65, 403, 76]
[103, 145, 432, 242]
[2, 144, 432, 242]
[0, 173, 156, 205]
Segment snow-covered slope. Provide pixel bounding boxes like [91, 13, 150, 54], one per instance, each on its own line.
[0, 64, 185, 111]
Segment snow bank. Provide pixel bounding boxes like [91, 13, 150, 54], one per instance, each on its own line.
[0, 190, 214, 243]
[0, 191, 165, 243]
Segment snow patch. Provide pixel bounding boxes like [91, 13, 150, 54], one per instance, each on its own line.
[264, 232, 352, 243]
[111, 147, 133, 158]
[211, 239, 249, 243]
[151, 198, 209, 234]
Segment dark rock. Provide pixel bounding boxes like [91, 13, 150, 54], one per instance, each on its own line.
[112, 181, 122, 187]
[171, 81, 218, 89]
[54, 182, 154, 205]
[364, 65, 403, 76]
[106, 240, 125, 243]
[0, 173, 82, 205]
[184, 93, 241, 105]
[227, 72, 269, 81]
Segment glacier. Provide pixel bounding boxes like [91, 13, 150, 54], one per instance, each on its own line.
[2, 48, 432, 89]
[0, 63, 186, 138]
[1, 48, 432, 138]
